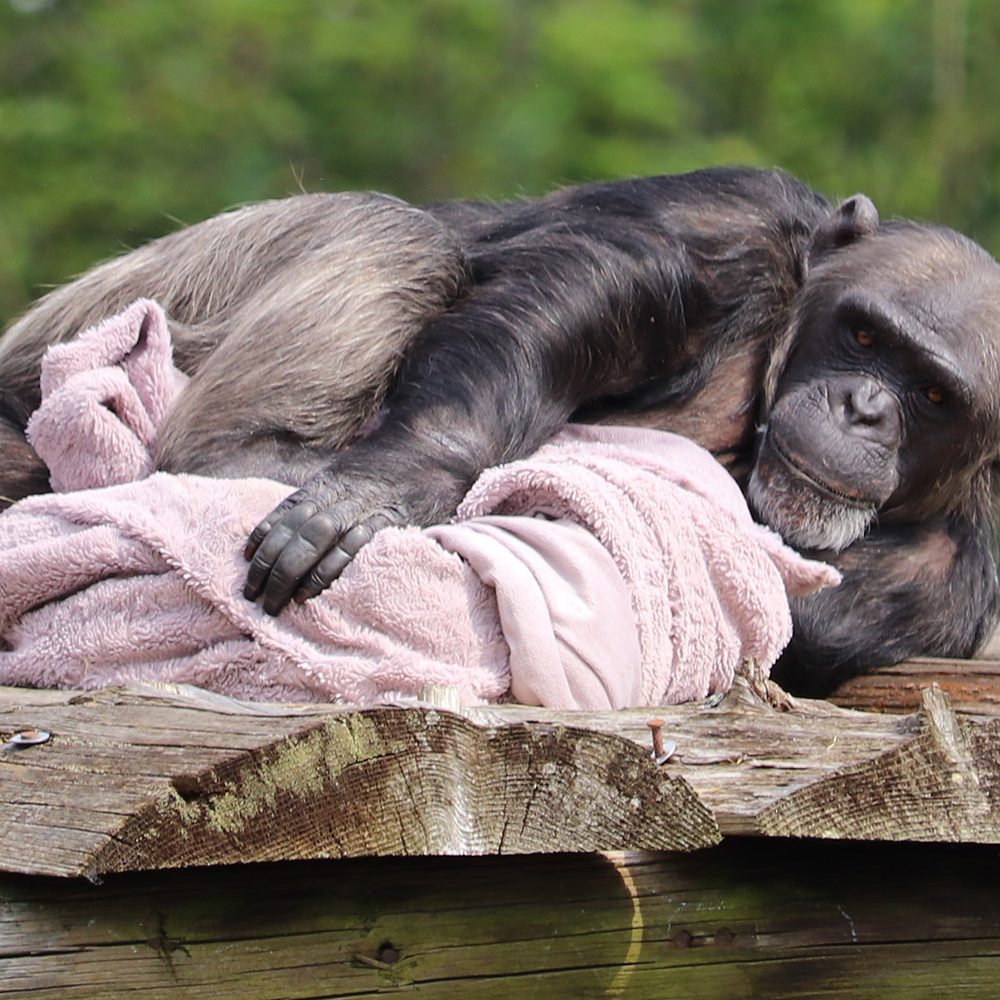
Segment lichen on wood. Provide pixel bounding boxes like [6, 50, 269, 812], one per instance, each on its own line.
[0, 676, 998, 880]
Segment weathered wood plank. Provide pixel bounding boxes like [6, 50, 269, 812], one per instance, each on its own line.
[760, 687, 1000, 841]
[465, 682, 925, 836]
[831, 657, 1000, 716]
[0, 685, 719, 877]
[2, 679, 999, 878]
[2, 840, 999, 998]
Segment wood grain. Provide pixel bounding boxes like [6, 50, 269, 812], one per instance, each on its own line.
[2, 677, 998, 878]
[831, 657, 1000, 715]
[2, 840, 1000, 998]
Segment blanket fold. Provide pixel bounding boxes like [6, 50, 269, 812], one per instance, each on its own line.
[26, 298, 188, 492]
[0, 300, 840, 709]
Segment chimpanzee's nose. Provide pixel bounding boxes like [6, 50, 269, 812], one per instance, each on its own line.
[832, 375, 901, 447]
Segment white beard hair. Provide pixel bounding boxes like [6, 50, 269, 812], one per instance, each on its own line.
[747, 461, 875, 552]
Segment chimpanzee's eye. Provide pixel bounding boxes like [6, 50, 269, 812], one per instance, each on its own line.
[853, 329, 875, 348]
[923, 386, 946, 405]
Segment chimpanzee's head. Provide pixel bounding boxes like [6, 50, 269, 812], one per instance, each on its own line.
[750, 197, 1000, 552]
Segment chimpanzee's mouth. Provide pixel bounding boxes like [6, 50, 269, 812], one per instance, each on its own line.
[748, 431, 877, 553]
[764, 430, 873, 510]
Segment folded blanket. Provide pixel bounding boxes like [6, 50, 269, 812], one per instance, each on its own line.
[26, 299, 188, 492]
[0, 300, 840, 709]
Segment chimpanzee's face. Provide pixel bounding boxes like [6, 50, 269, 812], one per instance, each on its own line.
[749, 224, 1000, 552]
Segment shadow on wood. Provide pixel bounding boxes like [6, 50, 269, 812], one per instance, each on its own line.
[2, 839, 999, 998]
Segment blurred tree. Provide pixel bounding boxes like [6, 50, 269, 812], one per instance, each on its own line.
[1, 0, 1000, 327]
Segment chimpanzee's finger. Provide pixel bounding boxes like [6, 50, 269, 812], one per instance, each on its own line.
[244, 490, 308, 560]
[243, 500, 319, 601]
[293, 523, 376, 603]
[255, 511, 348, 615]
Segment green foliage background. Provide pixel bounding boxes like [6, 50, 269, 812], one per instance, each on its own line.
[1, 0, 998, 327]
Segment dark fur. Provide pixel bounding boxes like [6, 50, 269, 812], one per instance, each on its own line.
[2, 167, 999, 696]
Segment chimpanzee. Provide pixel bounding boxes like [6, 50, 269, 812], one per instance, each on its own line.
[1, 166, 999, 696]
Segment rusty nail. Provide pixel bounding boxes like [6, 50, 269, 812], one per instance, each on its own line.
[646, 719, 675, 764]
[647, 719, 666, 757]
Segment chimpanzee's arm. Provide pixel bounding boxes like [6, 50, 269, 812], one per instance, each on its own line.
[773, 514, 1000, 696]
[244, 223, 699, 613]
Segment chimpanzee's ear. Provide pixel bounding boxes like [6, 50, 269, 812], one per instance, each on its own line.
[808, 194, 880, 264]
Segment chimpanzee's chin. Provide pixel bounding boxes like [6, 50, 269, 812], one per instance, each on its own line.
[747, 437, 874, 552]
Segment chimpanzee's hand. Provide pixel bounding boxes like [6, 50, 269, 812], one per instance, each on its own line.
[243, 463, 463, 615]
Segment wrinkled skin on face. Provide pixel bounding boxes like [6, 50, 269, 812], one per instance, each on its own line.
[750, 223, 1000, 557]
[751, 222, 1000, 694]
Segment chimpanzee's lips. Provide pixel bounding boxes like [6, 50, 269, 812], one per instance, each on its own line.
[764, 430, 873, 509]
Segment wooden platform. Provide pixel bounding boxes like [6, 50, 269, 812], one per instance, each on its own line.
[5, 840, 1000, 998]
[3, 660, 1000, 997]
[831, 655, 1000, 716]
[2, 671, 999, 878]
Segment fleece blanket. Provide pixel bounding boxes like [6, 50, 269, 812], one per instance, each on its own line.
[0, 300, 840, 709]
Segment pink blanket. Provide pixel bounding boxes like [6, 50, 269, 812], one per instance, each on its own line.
[0, 301, 840, 709]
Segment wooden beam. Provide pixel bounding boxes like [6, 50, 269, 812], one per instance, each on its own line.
[2, 839, 1000, 998]
[0, 684, 718, 877]
[831, 657, 1000, 716]
[2, 678, 999, 878]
